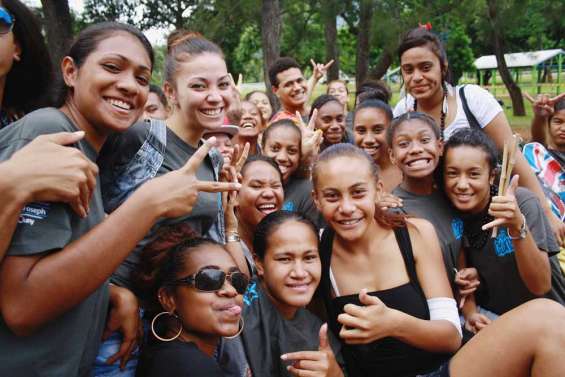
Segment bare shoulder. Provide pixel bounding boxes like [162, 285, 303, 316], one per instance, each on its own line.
[405, 218, 442, 260]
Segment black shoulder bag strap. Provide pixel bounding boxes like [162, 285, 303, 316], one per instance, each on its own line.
[459, 85, 482, 131]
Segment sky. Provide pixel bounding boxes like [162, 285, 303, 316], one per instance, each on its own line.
[24, 0, 168, 45]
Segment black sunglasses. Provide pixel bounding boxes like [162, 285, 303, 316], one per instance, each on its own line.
[0, 8, 14, 35]
[170, 268, 249, 295]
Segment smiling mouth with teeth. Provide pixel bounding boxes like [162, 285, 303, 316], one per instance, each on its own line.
[337, 218, 362, 226]
[406, 158, 431, 167]
[241, 122, 255, 129]
[106, 98, 132, 111]
[201, 108, 223, 116]
[257, 203, 277, 213]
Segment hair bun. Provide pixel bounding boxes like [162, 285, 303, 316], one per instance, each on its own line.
[167, 30, 203, 53]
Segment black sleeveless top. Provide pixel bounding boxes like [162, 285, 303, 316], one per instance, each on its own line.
[319, 227, 449, 377]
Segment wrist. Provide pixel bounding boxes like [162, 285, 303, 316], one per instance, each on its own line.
[508, 214, 527, 240]
[0, 162, 30, 205]
[130, 182, 165, 222]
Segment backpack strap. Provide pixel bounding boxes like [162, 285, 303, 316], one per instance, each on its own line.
[393, 227, 427, 300]
[459, 85, 482, 131]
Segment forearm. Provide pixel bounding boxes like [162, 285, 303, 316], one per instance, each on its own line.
[514, 154, 553, 217]
[392, 309, 461, 353]
[511, 233, 551, 295]
[461, 293, 479, 319]
[530, 115, 548, 145]
[306, 76, 319, 102]
[0, 186, 161, 334]
[225, 240, 250, 278]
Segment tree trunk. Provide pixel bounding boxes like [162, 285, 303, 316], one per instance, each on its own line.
[323, 0, 339, 81]
[40, 0, 73, 66]
[369, 50, 393, 80]
[355, 0, 373, 89]
[261, 0, 281, 111]
[486, 0, 525, 116]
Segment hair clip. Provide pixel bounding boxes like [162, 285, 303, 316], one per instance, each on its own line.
[418, 22, 432, 31]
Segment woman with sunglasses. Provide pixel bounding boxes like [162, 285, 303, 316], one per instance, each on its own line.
[0, 22, 239, 377]
[137, 237, 249, 377]
[0, 0, 52, 128]
[242, 210, 344, 377]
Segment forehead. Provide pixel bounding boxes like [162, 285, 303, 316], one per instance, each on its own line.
[445, 145, 489, 167]
[393, 119, 437, 138]
[249, 92, 269, 101]
[267, 221, 318, 255]
[277, 67, 304, 84]
[146, 92, 162, 104]
[318, 100, 343, 115]
[329, 82, 346, 90]
[316, 155, 372, 188]
[175, 52, 227, 80]
[400, 45, 440, 65]
[182, 244, 236, 274]
[267, 126, 300, 144]
[242, 101, 259, 112]
[87, 32, 152, 70]
[355, 107, 387, 124]
[243, 161, 280, 181]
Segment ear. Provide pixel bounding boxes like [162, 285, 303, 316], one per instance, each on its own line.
[12, 40, 21, 62]
[163, 81, 177, 108]
[312, 189, 322, 212]
[158, 287, 177, 313]
[271, 85, 279, 97]
[61, 56, 79, 89]
[437, 139, 445, 156]
[254, 257, 265, 277]
[374, 179, 384, 201]
[388, 147, 397, 166]
[489, 169, 496, 186]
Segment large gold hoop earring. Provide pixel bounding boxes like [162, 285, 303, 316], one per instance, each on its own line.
[224, 316, 244, 339]
[151, 311, 183, 342]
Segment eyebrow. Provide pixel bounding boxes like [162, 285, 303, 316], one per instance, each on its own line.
[106, 53, 151, 72]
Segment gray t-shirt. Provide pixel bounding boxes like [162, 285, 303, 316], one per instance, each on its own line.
[282, 177, 325, 229]
[464, 188, 563, 315]
[0, 108, 109, 377]
[392, 186, 462, 291]
[99, 121, 219, 293]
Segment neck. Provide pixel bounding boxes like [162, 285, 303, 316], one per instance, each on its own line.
[259, 280, 297, 320]
[416, 85, 444, 112]
[60, 102, 107, 152]
[167, 110, 203, 148]
[0, 76, 6, 111]
[401, 174, 435, 195]
[178, 330, 219, 357]
[238, 219, 254, 254]
[335, 220, 379, 257]
[233, 135, 258, 155]
[282, 103, 305, 116]
[376, 153, 393, 170]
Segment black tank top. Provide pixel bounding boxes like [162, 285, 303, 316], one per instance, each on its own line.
[319, 227, 449, 377]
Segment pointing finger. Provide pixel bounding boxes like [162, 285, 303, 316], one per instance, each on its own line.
[184, 137, 215, 173]
[196, 180, 241, 193]
[523, 92, 535, 103]
[482, 217, 506, 231]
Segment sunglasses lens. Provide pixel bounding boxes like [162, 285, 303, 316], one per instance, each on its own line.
[0, 9, 12, 34]
[195, 269, 225, 292]
[230, 272, 249, 294]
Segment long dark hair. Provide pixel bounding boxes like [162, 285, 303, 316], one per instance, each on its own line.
[3, 0, 53, 113]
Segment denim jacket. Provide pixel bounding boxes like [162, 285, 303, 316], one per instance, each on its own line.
[99, 119, 226, 242]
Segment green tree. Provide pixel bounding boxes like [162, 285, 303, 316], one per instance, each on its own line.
[445, 21, 474, 84]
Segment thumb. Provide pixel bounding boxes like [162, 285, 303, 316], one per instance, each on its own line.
[318, 323, 330, 351]
[359, 288, 382, 306]
[44, 131, 86, 145]
[506, 174, 519, 195]
[310, 59, 316, 69]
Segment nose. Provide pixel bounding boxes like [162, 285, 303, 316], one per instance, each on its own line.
[455, 176, 470, 190]
[260, 187, 275, 199]
[412, 69, 423, 82]
[116, 72, 139, 95]
[207, 85, 222, 104]
[364, 133, 376, 145]
[292, 81, 302, 91]
[339, 196, 355, 215]
[276, 150, 289, 163]
[328, 120, 342, 132]
[290, 261, 308, 279]
[408, 141, 423, 154]
[218, 279, 238, 297]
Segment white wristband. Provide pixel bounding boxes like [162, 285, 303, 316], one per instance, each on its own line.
[427, 297, 462, 338]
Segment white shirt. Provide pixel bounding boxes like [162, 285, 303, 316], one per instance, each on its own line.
[393, 84, 503, 140]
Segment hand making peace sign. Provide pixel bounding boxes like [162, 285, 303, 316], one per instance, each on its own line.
[296, 109, 323, 159]
[144, 137, 241, 219]
[524, 92, 565, 118]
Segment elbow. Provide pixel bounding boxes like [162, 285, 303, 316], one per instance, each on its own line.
[2, 302, 40, 337]
[445, 329, 462, 353]
[529, 279, 551, 296]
